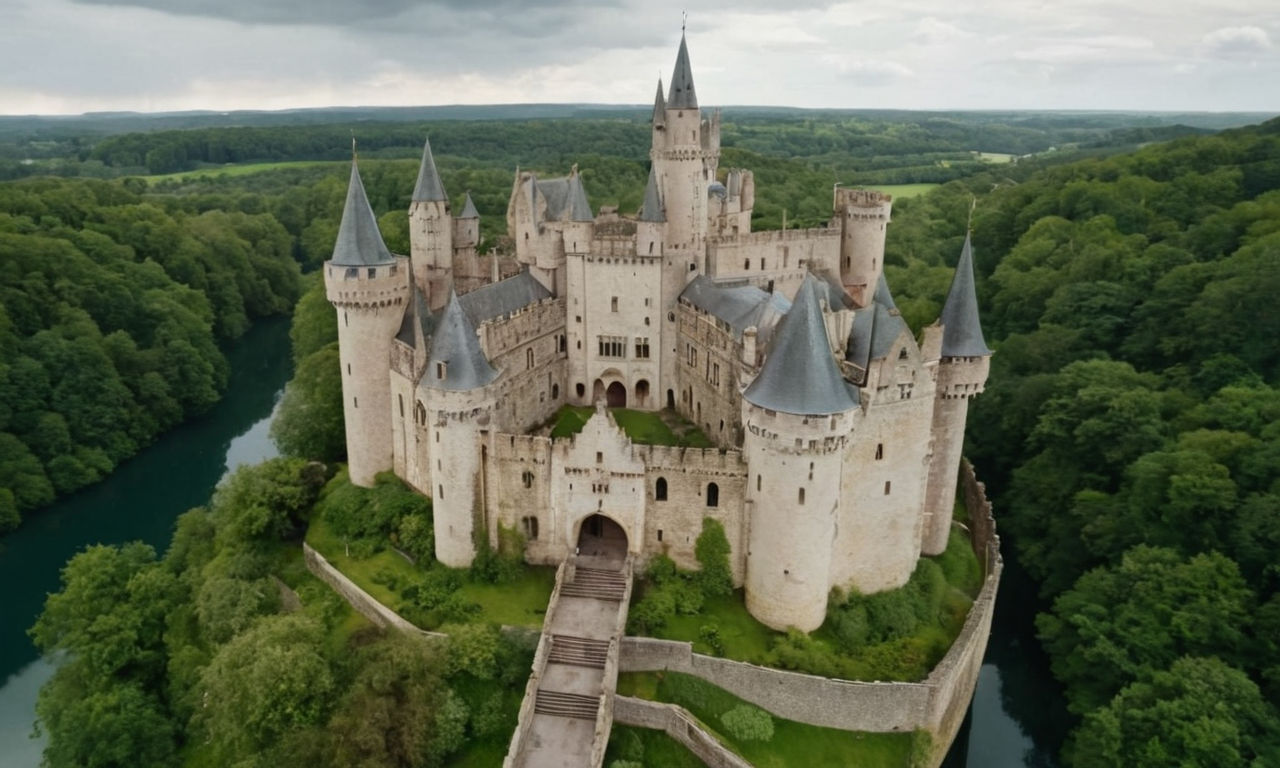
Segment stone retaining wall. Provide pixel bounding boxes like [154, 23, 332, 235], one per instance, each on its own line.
[302, 543, 446, 639]
[614, 696, 754, 768]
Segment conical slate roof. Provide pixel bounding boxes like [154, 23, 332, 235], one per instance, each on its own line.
[940, 234, 991, 357]
[396, 285, 435, 348]
[873, 272, 897, 311]
[567, 171, 593, 222]
[744, 274, 859, 415]
[425, 290, 497, 391]
[639, 166, 665, 223]
[667, 34, 698, 110]
[331, 160, 395, 267]
[847, 274, 910, 370]
[652, 79, 666, 125]
[412, 137, 447, 202]
[459, 192, 479, 219]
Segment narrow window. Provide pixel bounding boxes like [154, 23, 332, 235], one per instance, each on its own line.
[808, 462, 814, 480]
[899, 348, 909, 360]
[344, 311, 348, 327]
[798, 487, 805, 505]
[347, 363, 351, 375]
[596, 452, 603, 464]
[398, 394, 404, 417]
[552, 384, 560, 399]
[744, 258, 750, 270]
[526, 348, 534, 369]
[353, 396, 358, 408]
[436, 362, 446, 379]
[656, 477, 668, 501]
[884, 481, 891, 495]
[522, 471, 533, 488]
[757, 474, 761, 491]
[438, 484, 444, 499]
[657, 529, 663, 542]
[875, 443, 884, 460]
[759, 258, 765, 270]
[576, 383, 585, 398]
[707, 482, 719, 508]
[611, 296, 618, 312]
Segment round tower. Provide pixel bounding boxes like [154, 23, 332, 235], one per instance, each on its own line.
[325, 159, 410, 487]
[836, 188, 892, 307]
[408, 137, 453, 311]
[741, 275, 860, 632]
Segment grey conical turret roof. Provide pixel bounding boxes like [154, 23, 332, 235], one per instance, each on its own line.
[331, 160, 395, 267]
[744, 274, 859, 415]
[873, 272, 898, 311]
[652, 79, 666, 125]
[425, 289, 498, 391]
[412, 137, 447, 202]
[667, 34, 698, 110]
[640, 166, 665, 223]
[567, 168, 593, 222]
[940, 234, 991, 357]
[459, 192, 479, 219]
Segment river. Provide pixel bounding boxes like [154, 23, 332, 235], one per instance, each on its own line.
[0, 313, 1068, 766]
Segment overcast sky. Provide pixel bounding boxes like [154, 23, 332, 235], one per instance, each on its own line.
[1, 0, 1277, 115]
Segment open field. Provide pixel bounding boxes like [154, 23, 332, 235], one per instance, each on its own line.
[865, 183, 939, 198]
[142, 159, 340, 183]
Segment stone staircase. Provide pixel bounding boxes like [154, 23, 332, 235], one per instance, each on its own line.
[534, 689, 601, 720]
[558, 567, 628, 601]
[548, 635, 610, 669]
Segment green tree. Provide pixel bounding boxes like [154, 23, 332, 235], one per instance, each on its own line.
[271, 343, 346, 462]
[694, 517, 733, 597]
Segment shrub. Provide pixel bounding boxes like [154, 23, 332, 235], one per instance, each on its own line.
[470, 523, 525, 584]
[443, 623, 502, 680]
[395, 512, 434, 565]
[670, 579, 705, 615]
[720, 703, 774, 742]
[699, 624, 725, 656]
[644, 554, 678, 585]
[694, 518, 733, 597]
[628, 586, 677, 634]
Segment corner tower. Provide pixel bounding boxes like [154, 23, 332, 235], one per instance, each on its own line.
[836, 188, 893, 307]
[742, 274, 860, 632]
[325, 157, 410, 487]
[408, 137, 453, 311]
[922, 234, 991, 555]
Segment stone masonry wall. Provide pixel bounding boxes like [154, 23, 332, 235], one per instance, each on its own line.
[614, 696, 754, 768]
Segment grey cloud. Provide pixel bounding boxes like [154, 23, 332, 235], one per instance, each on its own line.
[69, 0, 624, 26]
[1201, 26, 1272, 58]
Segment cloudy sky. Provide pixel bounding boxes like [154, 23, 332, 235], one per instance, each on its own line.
[1, 0, 1277, 115]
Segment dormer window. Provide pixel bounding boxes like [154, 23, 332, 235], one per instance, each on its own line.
[436, 362, 447, 379]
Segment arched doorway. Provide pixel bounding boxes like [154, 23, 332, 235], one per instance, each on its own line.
[635, 379, 650, 408]
[606, 381, 627, 407]
[592, 379, 605, 404]
[666, 389, 675, 409]
[576, 514, 628, 567]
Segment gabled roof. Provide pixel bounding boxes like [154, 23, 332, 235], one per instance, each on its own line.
[744, 274, 859, 416]
[534, 170, 594, 223]
[424, 290, 497, 391]
[940, 234, 991, 357]
[651, 79, 666, 125]
[458, 192, 479, 219]
[815, 270, 855, 310]
[680, 276, 790, 341]
[457, 270, 552, 328]
[331, 160, 395, 267]
[640, 166, 665, 223]
[412, 137, 447, 202]
[667, 33, 698, 110]
[846, 273, 910, 370]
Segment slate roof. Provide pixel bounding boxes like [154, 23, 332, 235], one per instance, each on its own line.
[424, 290, 498, 391]
[535, 171, 593, 222]
[744, 274, 859, 415]
[458, 192, 479, 219]
[667, 34, 698, 110]
[395, 285, 435, 347]
[940, 234, 992, 357]
[457, 271, 552, 328]
[651, 79, 666, 125]
[680, 275, 790, 341]
[331, 160, 395, 267]
[640, 166, 665, 223]
[815, 270, 855, 310]
[412, 138, 447, 202]
[846, 273, 910, 371]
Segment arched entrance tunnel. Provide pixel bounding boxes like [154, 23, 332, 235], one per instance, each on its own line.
[606, 381, 627, 408]
[576, 514, 628, 566]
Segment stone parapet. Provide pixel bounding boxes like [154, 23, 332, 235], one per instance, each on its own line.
[614, 696, 754, 768]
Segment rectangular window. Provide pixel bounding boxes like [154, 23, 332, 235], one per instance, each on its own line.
[686, 344, 697, 367]
[611, 297, 619, 312]
[598, 336, 626, 358]
[635, 337, 650, 359]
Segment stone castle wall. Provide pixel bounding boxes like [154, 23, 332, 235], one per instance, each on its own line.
[613, 696, 753, 768]
[706, 227, 841, 280]
[675, 304, 744, 446]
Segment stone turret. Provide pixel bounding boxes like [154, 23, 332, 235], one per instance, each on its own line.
[922, 234, 991, 555]
[424, 289, 498, 568]
[409, 137, 453, 311]
[453, 192, 480, 251]
[836, 188, 893, 307]
[742, 274, 860, 631]
[325, 157, 410, 487]
[636, 165, 665, 257]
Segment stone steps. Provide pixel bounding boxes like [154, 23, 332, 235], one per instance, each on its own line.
[548, 635, 610, 669]
[559, 567, 628, 601]
[534, 689, 600, 720]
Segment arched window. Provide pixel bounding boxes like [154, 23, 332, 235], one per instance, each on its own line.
[656, 477, 668, 501]
[522, 471, 534, 488]
[526, 348, 535, 369]
[552, 383, 560, 399]
[798, 487, 805, 505]
[522, 516, 539, 540]
[706, 482, 719, 508]
[576, 383, 585, 399]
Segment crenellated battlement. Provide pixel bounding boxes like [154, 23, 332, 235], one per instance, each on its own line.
[324, 259, 409, 310]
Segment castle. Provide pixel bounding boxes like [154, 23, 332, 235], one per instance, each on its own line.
[324, 34, 990, 633]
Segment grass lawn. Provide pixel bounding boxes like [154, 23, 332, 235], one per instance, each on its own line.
[549, 405, 712, 447]
[659, 591, 776, 659]
[306, 515, 554, 629]
[866, 183, 939, 199]
[974, 151, 1015, 163]
[616, 671, 922, 768]
[605, 724, 706, 767]
[143, 159, 340, 183]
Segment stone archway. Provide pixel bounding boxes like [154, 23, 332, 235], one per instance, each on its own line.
[635, 379, 650, 409]
[576, 513, 628, 566]
[592, 378, 605, 404]
[606, 381, 627, 408]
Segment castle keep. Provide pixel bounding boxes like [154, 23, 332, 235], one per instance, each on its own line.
[325, 34, 990, 633]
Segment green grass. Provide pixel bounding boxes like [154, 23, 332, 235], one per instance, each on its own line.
[305, 515, 554, 629]
[548, 405, 712, 447]
[866, 183, 939, 199]
[973, 151, 1015, 163]
[605, 724, 706, 767]
[616, 671, 921, 767]
[142, 159, 340, 183]
[658, 591, 776, 659]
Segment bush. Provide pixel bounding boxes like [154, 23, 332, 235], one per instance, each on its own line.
[444, 623, 502, 680]
[699, 624, 725, 656]
[694, 518, 733, 597]
[720, 703, 775, 742]
[628, 585, 677, 634]
[644, 554, 678, 585]
[316, 470, 429, 544]
[395, 512, 434, 565]
[470, 523, 525, 584]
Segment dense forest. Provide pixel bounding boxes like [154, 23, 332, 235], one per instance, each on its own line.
[883, 117, 1280, 765]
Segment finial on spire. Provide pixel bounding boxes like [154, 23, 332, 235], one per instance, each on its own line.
[682, 10, 687, 33]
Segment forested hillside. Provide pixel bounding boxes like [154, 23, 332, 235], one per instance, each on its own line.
[0, 178, 301, 531]
[884, 117, 1280, 766]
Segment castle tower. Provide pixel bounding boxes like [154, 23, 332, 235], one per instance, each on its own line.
[742, 274, 860, 632]
[922, 234, 991, 555]
[408, 137, 453, 311]
[636, 164, 665, 257]
[423, 289, 498, 568]
[651, 33, 715, 252]
[454, 192, 480, 251]
[836, 188, 893, 307]
[324, 158, 410, 487]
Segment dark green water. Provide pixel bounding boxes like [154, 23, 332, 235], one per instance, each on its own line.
[0, 313, 1068, 766]
[0, 316, 292, 766]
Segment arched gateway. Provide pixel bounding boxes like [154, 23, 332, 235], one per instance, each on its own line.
[576, 513, 628, 566]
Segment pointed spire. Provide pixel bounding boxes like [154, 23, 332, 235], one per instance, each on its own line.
[940, 233, 991, 357]
[412, 137, 447, 202]
[459, 192, 479, 219]
[744, 274, 859, 415]
[331, 159, 395, 267]
[651, 78, 666, 125]
[567, 165, 593, 222]
[425, 289, 498, 391]
[873, 272, 898, 312]
[640, 165, 665, 223]
[667, 33, 698, 110]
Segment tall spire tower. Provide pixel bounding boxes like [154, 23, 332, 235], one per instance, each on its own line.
[409, 137, 453, 311]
